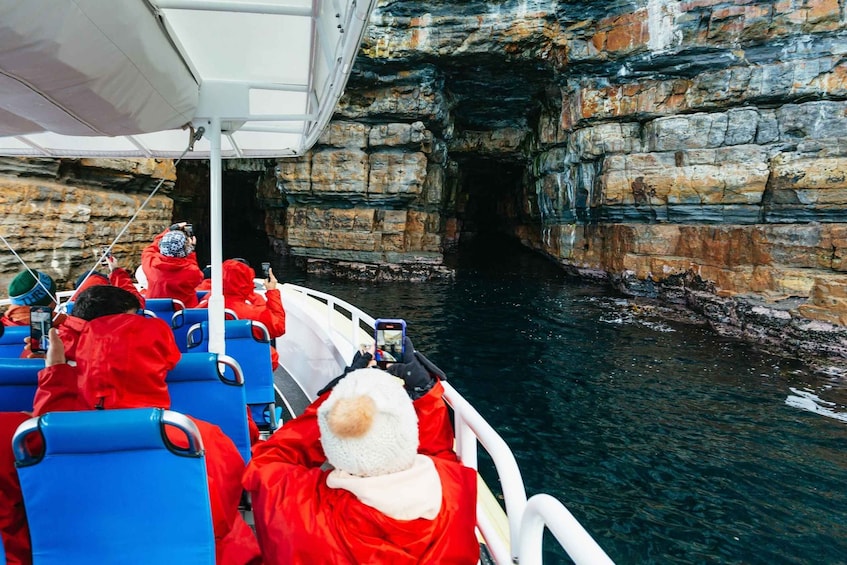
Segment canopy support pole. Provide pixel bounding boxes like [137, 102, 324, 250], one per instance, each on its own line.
[207, 117, 226, 355]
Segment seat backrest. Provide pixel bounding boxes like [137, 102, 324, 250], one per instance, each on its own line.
[167, 352, 251, 462]
[145, 297, 185, 321]
[13, 408, 215, 564]
[0, 358, 45, 412]
[171, 308, 236, 353]
[189, 320, 277, 430]
[0, 326, 28, 359]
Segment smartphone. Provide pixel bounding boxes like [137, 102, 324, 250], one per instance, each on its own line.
[261, 262, 271, 279]
[99, 247, 113, 266]
[29, 305, 52, 353]
[373, 318, 406, 366]
[184, 224, 194, 238]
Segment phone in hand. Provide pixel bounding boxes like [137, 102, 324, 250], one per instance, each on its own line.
[374, 318, 406, 367]
[261, 262, 271, 279]
[29, 306, 52, 353]
[183, 224, 194, 238]
[99, 247, 113, 266]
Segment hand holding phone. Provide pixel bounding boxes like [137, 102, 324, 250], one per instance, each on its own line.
[44, 328, 66, 367]
[29, 306, 52, 353]
[374, 319, 406, 367]
[99, 247, 117, 270]
[261, 262, 271, 279]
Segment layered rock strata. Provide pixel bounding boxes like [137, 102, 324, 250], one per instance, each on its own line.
[3, 1, 847, 365]
[271, 0, 847, 363]
[0, 158, 175, 292]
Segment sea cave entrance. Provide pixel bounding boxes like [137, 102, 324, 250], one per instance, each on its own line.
[451, 157, 529, 249]
[173, 162, 272, 269]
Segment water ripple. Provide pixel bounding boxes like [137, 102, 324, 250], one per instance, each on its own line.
[282, 240, 847, 564]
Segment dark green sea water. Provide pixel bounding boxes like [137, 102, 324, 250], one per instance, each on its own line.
[276, 237, 847, 564]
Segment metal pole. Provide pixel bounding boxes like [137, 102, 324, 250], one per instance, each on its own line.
[207, 117, 226, 355]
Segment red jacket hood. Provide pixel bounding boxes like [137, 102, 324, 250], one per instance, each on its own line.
[57, 314, 88, 361]
[76, 314, 181, 410]
[222, 260, 257, 300]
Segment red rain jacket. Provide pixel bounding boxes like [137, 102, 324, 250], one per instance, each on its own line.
[2, 314, 260, 565]
[142, 229, 203, 308]
[243, 381, 479, 565]
[1, 305, 29, 327]
[200, 259, 285, 368]
[0, 411, 33, 565]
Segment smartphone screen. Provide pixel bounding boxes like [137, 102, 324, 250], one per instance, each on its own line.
[261, 262, 271, 279]
[374, 319, 406, 365]
[29, 306, 52, 353]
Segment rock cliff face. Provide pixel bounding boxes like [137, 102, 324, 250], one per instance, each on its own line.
[2, 1, 847, 365]
[270, 0, 847, 363]
[0, 158, 175, 292]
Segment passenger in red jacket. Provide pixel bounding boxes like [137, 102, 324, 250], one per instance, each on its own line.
[142, 223, 203, 307]
[200, 259, 285, 369]
[71, 254, 145, 307]
[0, 286, 261, 565]
[243, 340, 479, 565]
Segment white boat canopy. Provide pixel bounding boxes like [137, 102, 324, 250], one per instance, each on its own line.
[0, 0, 376, 355]
[0, 0, 374, 158]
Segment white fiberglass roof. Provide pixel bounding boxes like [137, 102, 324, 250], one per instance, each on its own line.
[0, 0, 374, 158]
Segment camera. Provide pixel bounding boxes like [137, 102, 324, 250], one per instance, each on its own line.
[373, 318, 406, 367]
[170, 222, 194, 237]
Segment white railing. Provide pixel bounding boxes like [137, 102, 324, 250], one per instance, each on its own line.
[519, 494, 614, 565]
[283, 283, 373, 359]
[284, 283, 615, 564]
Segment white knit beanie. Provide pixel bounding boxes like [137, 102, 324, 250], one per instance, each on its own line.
[318, 368, 419, 477]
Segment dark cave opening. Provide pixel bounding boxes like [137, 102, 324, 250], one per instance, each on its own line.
[453, 158, 529, 247]
[220, 171, 272, 268]
[173, 164, 271, 270]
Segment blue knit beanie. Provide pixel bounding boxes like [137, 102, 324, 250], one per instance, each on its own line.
[9, 270, 56, 306]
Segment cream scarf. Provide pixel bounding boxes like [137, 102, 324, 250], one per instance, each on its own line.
[326, 454, 442, 520]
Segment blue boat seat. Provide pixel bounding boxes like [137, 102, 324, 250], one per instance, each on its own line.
[0, 358, 45, 412]
[167, 352, 251, 462]
[12, 408, 215, 565]
[13, 408, 215, 564]
[0, 326, 29, 359]
[188, 319, 277, 431]
[171, 308, 237, 353]
[145, 297, 186, 321]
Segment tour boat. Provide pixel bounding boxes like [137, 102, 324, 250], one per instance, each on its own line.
[0, 1, 613, 563]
